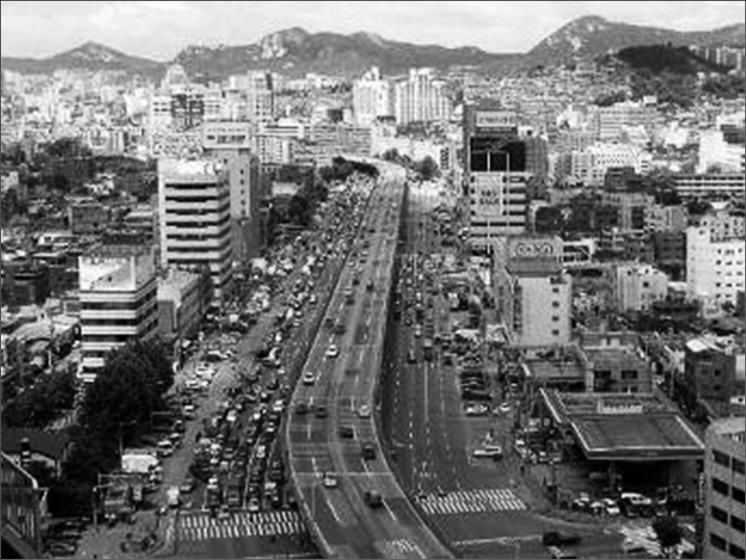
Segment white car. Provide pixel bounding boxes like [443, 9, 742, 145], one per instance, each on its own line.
[195, 364, 215, 379]
[323, 473, 339, 488]
[603, 498, 621, 516]
[357, 404, 372, 418]
[326, 345, 340, 358]
[247, 497, 261, 513]
[303, 371, 317, 385]
[464, 404, 488, 416]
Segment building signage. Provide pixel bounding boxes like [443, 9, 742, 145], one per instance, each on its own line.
[476, 111, 517, 129]
[508, 237, 561, 259]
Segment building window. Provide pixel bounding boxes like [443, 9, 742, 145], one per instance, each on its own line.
[731, 515, 746, 533]
[552, 287, 560, 294]
[733, 486, 746, 504]
[733, 458, 745, 475]
[552, 329, 560, 336]
[551, 301, 560, 308]
[621, 370, 638, 380]
[713, 450, 731, 468]
[712, 477, 729, 496]
[709, 533, 726, 551]
[711, 506, 728, 524]
[731, 544, 746, 558]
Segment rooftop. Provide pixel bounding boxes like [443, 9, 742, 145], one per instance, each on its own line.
[2, 428, 71, 460]
[709, 416, 746, 439]
[540, 389, 703, 461]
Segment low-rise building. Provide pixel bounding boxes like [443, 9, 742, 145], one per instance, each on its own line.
[157, 267, 211, 355]
[615, 264, 669, 312]
[703, 417, 746, 559]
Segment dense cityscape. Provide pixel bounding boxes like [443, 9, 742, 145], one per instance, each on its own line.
[0, 2, 745, 559]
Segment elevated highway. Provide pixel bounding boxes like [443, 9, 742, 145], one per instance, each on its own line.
[285, 163, 452, 559]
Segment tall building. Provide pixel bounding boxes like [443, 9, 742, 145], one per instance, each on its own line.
[247, 71, 274, 124]
[170, 84, 205, 131]
[158, 158, 233, 304]
[494, 236, 572, 348]
[352, 66, 393, 126]
[78, 240, 159, 382]
[686, 209, 746, 317]
[463, 106, 529, 250]
[703, 417, 745, 559]
[202, 121, 264, 261]
[393, 68, 450, 125]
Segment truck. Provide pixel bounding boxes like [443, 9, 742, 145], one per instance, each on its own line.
[225, 477, 243, 509]
[167, 486, 181, 508]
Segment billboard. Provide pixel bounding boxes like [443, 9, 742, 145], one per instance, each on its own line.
[475, 111, 517, 129]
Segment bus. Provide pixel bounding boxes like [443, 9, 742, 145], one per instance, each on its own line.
[423, 338, 434, 361]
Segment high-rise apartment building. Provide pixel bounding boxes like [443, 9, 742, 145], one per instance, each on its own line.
[464, 105, 529, 250]
[703, 417, 745, 559]
[158, 158, 233, 304]
[78, 240, 159, 382]
[247, 71, 274, 124]
[614, 264, 669, 312]
[393, 68, 450, 125]
[202, 121, 264, 261]
[352, 66, 393, 126]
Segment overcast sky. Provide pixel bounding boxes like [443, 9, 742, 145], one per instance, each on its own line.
[2, 1, 744, 60]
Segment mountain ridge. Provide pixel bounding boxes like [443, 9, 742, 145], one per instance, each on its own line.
[2, 16, 743, 78]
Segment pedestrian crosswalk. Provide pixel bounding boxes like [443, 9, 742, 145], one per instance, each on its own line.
[178, 510, 305, 541]
[378, 538, 424, 558]
[416, 488, 526, 516]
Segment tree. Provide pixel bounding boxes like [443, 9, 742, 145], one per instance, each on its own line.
[652, 515, 683, 558]
[416, 156, 439, 180]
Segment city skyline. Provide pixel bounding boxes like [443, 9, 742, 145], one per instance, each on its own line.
[1, 0, 744, 61]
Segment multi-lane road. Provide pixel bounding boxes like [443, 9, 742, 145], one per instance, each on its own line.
[286, 164, 453, 559]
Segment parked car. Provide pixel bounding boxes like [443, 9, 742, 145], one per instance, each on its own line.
[542, 531, 582, 546]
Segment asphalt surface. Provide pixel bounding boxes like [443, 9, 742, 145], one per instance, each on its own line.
[378, 183, 629, 559]
[287, 165, 453, 559]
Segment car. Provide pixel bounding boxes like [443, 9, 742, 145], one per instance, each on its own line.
[323, 473, 339, 488]
[364, 490, 383, 508]
[547, 546, 578, 559]
[361, 443, 376, 460]
[295, 401, 309, 415]
[195, 364, 215, 379]
[338, 425, 354, 439]
[407, 349, 417, 363]
[499, 402, 512, 414]
[603, 498, 621, 516]
[326, 344, 340, 358]
[247, 497, 261, 513]
[179, 477, 195, 494]
[314, 405, 328, 419]
[357, 404, 372, 418]
[464, 403, 489, 416]
[302, 371, 316, 385]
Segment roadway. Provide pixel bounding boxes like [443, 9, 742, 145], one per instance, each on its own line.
[286, 164, 453, 559]
[380, 182, 624, 559]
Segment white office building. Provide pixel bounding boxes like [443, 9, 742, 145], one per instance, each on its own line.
[393, 68, 451, 125]
[158, 158, 233, 303]
[686, 215, 745, 317]
[78, 243, 159, 383]
[352, 66, 393, 126]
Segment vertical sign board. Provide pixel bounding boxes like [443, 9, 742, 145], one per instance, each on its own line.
[472, 173, 505, 218]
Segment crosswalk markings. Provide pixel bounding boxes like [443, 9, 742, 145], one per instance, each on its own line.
[379, 538, 423, 558]
[178, 510, 306, 541]
[417, 488, 526, 516]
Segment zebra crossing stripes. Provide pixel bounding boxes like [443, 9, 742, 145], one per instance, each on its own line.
[178, 510, 305, 542]
[378, 538, 423, 558]
[417, 488, 526, 516]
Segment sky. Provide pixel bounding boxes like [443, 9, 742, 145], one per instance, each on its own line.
[1, 0, 744, 61]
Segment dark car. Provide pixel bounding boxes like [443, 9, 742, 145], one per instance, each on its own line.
[314, 405, 328, 419]
[295, 402, 309, 415]
[361, 443, 376, 460]
[338, 425, 354, 439]
[364, 490, 383, 508]
[542, 531, 582, 547]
